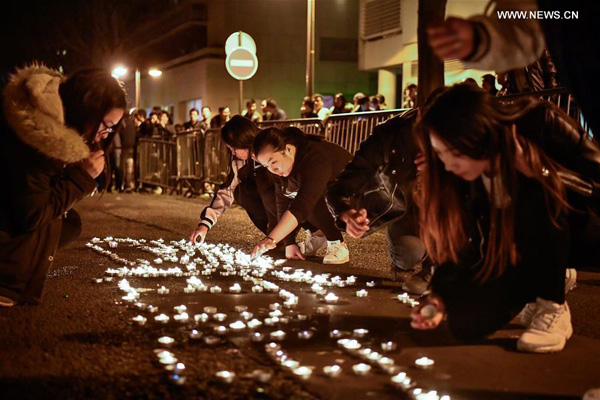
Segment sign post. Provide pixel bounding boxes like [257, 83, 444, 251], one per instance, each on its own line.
[225, 31, 258, 114]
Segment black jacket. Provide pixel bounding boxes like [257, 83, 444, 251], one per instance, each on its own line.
[0, 66, 97, 304]
[326, 109, 419, 235]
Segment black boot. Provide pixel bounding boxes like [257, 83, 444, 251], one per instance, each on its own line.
[401, 258, 434, 295]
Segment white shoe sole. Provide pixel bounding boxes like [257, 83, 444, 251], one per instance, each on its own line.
[322, 256, 350, 265]
[517, 324, 573, 353]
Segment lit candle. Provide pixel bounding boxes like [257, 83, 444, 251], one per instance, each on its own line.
[353, 328, 369, 338]
[157, 336, 175, 347]
[252, 369, 272, 383]
[251, 332, 265, 342]
[366, 281, 375, 288]
[269, 310, 283, 318]
[214, 325, 228, 335]
[173, 313, 189, 323]
[204, 306, 217, 314]
[194, 313, 209, 323]
[415, 357, 435, 370]
[343, 339, 361, 350]
[204, 335, 221, 345]
[316, 307, 329, 315]
[252, 285, 264, 293]
[324, 293, 339, 304]
[234, 305, 248, 313]
[378, 357, 395, 367]
[158, 353, 177, 365]
[282, 359, 300, 369]
[269, 303, 281, 311]
[390, 372, 407, 388]
[240, 311, 253, 321]
[297, 314, 308, 321]
[213, 313, 227, 322]
[270, 330, 286, 341]
[398, 293, 410, 303]
[352, 363, 372, 376]
[189, 330, 202, 340]
[330, 329, 343, 339]
[292, 366, 312, 380]
[381, 341, 397, 352]
[356, 289, 368, 298]
[132, 315, 147, 326]
[247, 319, 263, 329]
[210, 286, 222, 294]
[154, 314, 170, 324]
[229, 321, 246, 331]
[147, 305, 158, 313]
[229, 283, 242, 294]
[323, 365, 342, 378]
[264, 317, 279, 326]
[297, 330, 313, 340]
[366, 351, 383, 362]
[157, 286, 169, 295]
[184, 286, 196, 293]
[215, 370, 235, 384]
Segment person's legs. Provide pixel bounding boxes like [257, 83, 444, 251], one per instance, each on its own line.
[386, 218, 425, 270]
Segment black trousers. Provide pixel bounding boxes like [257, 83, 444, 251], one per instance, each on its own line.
[303, 196, 344, 242]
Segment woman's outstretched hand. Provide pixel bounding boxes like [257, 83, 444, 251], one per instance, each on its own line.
[285, 244, 305, 260]
[190, 225, 209, 244]
[251, 237, 277, 259]
[410, 294, 446, 330]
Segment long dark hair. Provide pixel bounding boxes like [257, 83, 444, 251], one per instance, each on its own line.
[221, 115, 260, 150]
[252, 126, 312, 157]
[59, 67, 127, 191]
[416, 83, 568, 283]
[59, 67, 127, 151]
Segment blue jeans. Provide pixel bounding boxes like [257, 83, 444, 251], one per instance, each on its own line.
[386, 218, 425, 271]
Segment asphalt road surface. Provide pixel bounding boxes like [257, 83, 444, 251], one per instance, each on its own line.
[1, 192, 599, 400]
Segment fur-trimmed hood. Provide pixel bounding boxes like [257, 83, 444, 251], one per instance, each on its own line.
[2, 65, 89, 163]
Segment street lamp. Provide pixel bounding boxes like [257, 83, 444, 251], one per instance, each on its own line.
[112, 65, 162, 109]
[111, 65, 128, 79]
[149, 68, 162, 78]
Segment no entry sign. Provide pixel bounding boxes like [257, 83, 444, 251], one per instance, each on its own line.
[226, 47, 258, 81]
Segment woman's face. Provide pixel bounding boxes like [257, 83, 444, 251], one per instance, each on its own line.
[94, 108, 124, 144]
[257, 145, 295, 177]
[430, 132, 490, 181]
[226, 145, 250, 161]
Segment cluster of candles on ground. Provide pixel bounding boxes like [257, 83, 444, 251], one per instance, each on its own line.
[87, 237, 449, 400]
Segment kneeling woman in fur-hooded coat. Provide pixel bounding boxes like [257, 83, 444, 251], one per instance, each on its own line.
[0, 66, 126, 306]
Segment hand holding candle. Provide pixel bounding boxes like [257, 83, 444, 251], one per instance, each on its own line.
[340, 208, 370, 238]
[251, 237, 277, 259]
[410, 294, 445, 330]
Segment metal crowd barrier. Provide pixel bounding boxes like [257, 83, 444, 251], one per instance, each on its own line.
[136, 87, 591, 195]
[137, 138, 177, 189]
[257, 118, 323, 136]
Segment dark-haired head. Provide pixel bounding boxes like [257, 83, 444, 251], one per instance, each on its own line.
[59, 67, 127, 152]
[221, 115, 260, 161]
[253, 127, 308, 177]
[417, 83, 567, 283]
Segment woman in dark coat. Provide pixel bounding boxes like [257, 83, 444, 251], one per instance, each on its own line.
[0, 66, 126, 306]
[411, 84, 600, 353]
[251, 127, 353, 264]
[189, 116, 278, 244]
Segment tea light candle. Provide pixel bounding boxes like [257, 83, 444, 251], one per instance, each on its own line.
[251, 332, 265, 342]
[297, 314, 308, 321]
[213, 313, 227, 322]
[252, 369, 272, 383]
[229, 283, 241, 294]
[330, 329, 343, 339]
[398, 293, 410, 303]
[210, 286, 222, 294]
[420, 305, 437, 319]
[132, 315, 147, 326]
[270, 330, 286, 341]
[324, 293, 339, 304]
[366, 281, 375, 288]
[366, 351, 382, 362]
[204, 335, 221, 345]
[293, 366, 312, 380]
[158, 352, 177, 365]
[264, 342, 280, 352]
[252, 285, 264, 293]
[352, 363, 371, 376]
[173, 313, 189, 323]
[356, 289, 368, 298]
[229, 321, 246, 331]
[378, 357, 395, 367]
[298, 330, 313, 340]
[381, 341, 397, 352]
[415, 357, 435, 370]
[323, 365, 342, 378]
[234, 305, 248, 313]
[264, 317, 279, 326]
[158, 336, 175, 347]
[247, 319, 263, 329]
[154, 314, 170, 324]
[147, 305, 158, 313]
[215, 370, 235, 384]
[343, 339, 361, 350]
[269, 303, 281, 311]
[189, 330, 202, 340]
[157, 286, 169, 295]
[269, 310, 283, 318]
[194, 313, 209, 323]
[353, 328, 369, 338]
[283, 359, 300, 369]
[316, 306, 329, 315]
[390, 372, 407, 388]
[214, 325, 228, 335]
[184, 286, 196, 293]
[240, 311, 253, 321]
[204, 306, 217, 314]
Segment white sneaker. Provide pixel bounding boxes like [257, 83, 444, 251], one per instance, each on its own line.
[516, 268, 578, 327]
[297, 231, 327, 256]
[517, 298, 572, 353]
[322, 240, 349, 264]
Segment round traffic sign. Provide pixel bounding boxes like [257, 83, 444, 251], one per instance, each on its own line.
[225, 47, 258, 81]
[225, 32, 256, 56]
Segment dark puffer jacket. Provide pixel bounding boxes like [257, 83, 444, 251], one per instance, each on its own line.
[326, 109, 419, 235]
[0, 66, 96, 304]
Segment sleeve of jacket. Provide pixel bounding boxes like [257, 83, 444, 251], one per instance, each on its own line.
[464, 0, 545, 72]
[326, 122, 387, 230]
[254, 168, 279, 233]
[199, 162, 239, 229]
[10, 163, 97, 233]
[272, 175, 297, 246]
